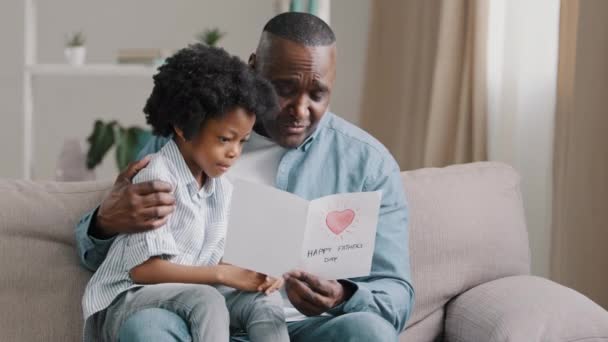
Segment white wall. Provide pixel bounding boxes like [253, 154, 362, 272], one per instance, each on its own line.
[0, 0, 371, 181]
[487, 0, 560, 277]
[0, 1, 24, 179]
[331, 0, 371, 125]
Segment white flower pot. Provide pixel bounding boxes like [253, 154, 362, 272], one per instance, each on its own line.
[55, 138, 96, 181]
[64, 46, 86, 66]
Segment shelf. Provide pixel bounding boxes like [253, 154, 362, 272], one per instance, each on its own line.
[26, 64, 158, 77]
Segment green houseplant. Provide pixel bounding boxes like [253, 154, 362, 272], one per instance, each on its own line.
[65, 31, 86, 47]
[85, 120, 152, 171]
[195, 28, 225, 46]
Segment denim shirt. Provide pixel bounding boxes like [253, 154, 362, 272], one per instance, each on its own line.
[75, 112, 414, 331]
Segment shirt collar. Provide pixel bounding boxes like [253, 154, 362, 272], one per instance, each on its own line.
[162, 139, 215, 200]
[298, 111, 331, 152]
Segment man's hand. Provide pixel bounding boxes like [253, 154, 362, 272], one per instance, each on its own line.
[92, 156, 176, 239]
[284, 270, 355, 316]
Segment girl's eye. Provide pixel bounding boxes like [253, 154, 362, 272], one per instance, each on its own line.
[219, 137, 230, 143]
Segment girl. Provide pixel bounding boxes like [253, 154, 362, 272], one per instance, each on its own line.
[82, 44, 288, 342]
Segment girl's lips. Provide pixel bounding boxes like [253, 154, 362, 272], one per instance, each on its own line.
[217, 164, 231, 172]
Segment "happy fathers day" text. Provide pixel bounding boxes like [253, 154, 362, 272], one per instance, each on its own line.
[305, 243, 364, 263]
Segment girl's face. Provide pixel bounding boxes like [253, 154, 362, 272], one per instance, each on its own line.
[177, 107, 255, 181]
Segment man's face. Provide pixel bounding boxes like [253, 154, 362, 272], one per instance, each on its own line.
[252, 33, 336, 148]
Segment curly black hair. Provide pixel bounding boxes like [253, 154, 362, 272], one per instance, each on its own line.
[144, 44, 278, 139]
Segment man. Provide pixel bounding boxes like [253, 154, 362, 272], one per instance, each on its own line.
[76, 12, 414, 341]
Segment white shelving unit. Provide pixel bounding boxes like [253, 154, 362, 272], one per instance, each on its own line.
[22, 0, 156, 179]
[21, 0, 330, 179]
[27, 64, 156, 77]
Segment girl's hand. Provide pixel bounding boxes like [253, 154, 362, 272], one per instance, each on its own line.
[260, 276, 284, 295]
[217, 264, 283, 294]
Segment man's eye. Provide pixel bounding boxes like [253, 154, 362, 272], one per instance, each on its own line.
[277, 88, 292, 96]
[311, 91, 325, 101]
[274, 83, 295, 96]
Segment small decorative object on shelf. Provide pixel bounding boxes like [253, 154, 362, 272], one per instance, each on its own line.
[64, 31, 86, 66]
[86, 120, 152, 172]
[117, 48, 173, 66]
[195, 28, 225, 47]
[56, 138, 96, 181]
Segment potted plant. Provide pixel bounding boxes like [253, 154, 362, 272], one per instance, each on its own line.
[85, 120, 152, 172]
[65, 31, 86, 66]
[195, 28, 225, 46]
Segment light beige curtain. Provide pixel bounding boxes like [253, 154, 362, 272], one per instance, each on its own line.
[360, 0, 488, 170]
[551, 0, 608, 309]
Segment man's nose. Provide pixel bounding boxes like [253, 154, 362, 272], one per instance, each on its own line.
[291, 94, 310, 121]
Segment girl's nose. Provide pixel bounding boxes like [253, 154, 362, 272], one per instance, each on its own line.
[227, 145, 239, 159]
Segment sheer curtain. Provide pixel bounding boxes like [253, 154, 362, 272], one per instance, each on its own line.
[360, 0, 488, 171]
[551, 0, 608, 309]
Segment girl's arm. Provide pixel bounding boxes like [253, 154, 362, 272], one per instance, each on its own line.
[130, 257, 283, 293]
[130, 257, 219, 285]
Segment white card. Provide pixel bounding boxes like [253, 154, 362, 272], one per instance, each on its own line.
[223, 179, 381, 279]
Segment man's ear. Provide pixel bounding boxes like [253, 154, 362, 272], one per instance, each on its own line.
[248, 53, 256, 70]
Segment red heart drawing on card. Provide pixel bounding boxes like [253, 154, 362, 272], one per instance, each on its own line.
[326, 209, 355, 235]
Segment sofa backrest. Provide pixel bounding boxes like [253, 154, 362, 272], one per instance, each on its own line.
[0, 162, 532, 341]
[402, 162, 531, 340]
[0, 180, 112, 341]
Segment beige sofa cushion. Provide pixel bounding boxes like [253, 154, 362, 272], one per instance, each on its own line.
[402, 162, 531, 340]
[445, 275, 608, 341]
[0, 180, 111, 342]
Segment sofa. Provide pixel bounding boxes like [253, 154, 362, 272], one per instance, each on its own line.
[1, 162, 607, 341]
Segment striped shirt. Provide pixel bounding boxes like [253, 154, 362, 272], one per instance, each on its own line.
[82, 139, 232, 320]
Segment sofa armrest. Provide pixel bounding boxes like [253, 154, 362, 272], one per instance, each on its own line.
[445, 275, 608, 342]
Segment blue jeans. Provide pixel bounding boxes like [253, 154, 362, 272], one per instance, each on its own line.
[102, 284, 287, 342]
[119, 308, 398, 342]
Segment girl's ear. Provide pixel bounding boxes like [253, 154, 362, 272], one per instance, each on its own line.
[248, 53, 256, 70]
[173, 126, 186, 142]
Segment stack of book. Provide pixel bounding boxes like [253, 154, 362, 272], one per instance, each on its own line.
[116, 48, 172, 65]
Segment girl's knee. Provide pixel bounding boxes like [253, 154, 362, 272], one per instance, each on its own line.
[162, 285, 229, 322]
[118, 308, 191, 342]
[241, 291, 283, 310]
[176, 285, 225, 306]
[258, 291, 284, 307]
[249, 292, 285, 319]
